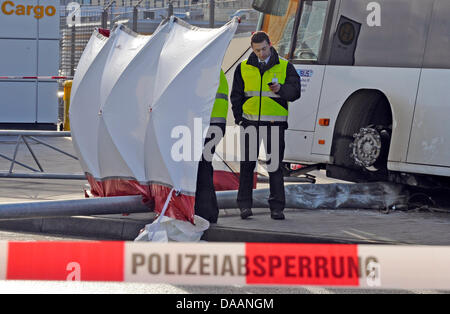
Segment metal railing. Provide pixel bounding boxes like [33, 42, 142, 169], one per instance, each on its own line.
[0, 130, 86, 180]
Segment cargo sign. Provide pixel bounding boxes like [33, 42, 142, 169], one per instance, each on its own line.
[0, 0, 60, 39]
[1, 0, 56, 19]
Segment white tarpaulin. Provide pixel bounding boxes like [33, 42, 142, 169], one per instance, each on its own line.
[70, 17, 238, 223]
[70, 29, 109, 175]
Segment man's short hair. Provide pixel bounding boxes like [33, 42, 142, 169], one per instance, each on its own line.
[251, 31, 271, 45]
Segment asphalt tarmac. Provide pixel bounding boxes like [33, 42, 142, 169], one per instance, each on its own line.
[0, 136, 449, 245]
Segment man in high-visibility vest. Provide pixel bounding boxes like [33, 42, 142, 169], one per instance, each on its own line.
[195, 69, 228, 223]
[231, 31, 301, 220]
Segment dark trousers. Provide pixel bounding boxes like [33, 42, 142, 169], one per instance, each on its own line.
[237, 123, 286, 211]
[194, 123, 226, 223]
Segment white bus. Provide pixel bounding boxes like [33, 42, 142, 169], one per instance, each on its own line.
[237, 0, 450, 187]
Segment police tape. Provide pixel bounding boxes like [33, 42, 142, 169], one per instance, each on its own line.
[0, 241, 449, 290]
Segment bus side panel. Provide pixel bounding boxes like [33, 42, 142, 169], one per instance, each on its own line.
[284, 130, 329, 164]
[310, 65, 421, 163]
[332, 0, 433, 68]
[284, 64, 326, 163]
[288, 65, 326, 132]
[388, 162, 450, 178]
[407, 69, 450, 168]
[406, 0, 450, 169]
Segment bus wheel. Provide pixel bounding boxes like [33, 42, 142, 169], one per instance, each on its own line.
[331, 90, 392, 179]
[350, 124, 391, 172]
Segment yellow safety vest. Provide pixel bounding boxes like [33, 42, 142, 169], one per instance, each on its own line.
[240, 58, 289, 122]
[210, 70, 229, 124]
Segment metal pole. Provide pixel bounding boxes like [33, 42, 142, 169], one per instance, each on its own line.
[22, 136, 44, 172]
[133, 0, 145, 32]
[168, 0, 173, 17]
[9, 135, 23, 173]
[0, 182, 405, 220]
[70, 24, 76, 77]
[216, 189, 269, 209]
[0, 131, 71, 137]
[257, 175, 315, 184]
[133, 6, 138, 31]
[101, 9, 108, 28]
[109, 5, 114, 29]
[0, 172, 86, 180]
[28, 136, 78, 160]
[102, 0, 116, 29]
[0, 195, 152, 220]
[217, 182, 406, 210]
[209, 0, 214, 28]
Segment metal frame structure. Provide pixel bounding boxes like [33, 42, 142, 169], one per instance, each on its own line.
[0, 130, 86, 180]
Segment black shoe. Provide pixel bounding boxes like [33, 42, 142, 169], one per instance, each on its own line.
[270, 210, 285, 220]
[240, 208, 253, 219]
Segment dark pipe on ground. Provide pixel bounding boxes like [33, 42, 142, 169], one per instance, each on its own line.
[0, 183, 407, 220]
[0, 195, 152, 220]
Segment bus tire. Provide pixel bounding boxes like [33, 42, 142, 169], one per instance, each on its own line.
[331, 90, 392, 178]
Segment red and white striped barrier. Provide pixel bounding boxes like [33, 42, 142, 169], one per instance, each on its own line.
[0, 241, 449, 290]
[0, 76, 72, 80]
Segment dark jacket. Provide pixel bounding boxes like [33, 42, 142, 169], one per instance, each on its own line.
[230, 47, 301, 128]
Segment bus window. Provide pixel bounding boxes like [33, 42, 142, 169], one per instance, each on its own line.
[257, 0, 300, 59]
[253, 0, 289, 16]
[292, 0, 328, 61]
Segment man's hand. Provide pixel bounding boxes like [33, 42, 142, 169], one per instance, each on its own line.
[269, 83, 281, 93]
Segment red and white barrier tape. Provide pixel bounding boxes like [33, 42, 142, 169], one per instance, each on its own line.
[0, 76, 72, 80]
[0, 241, 449, 290]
